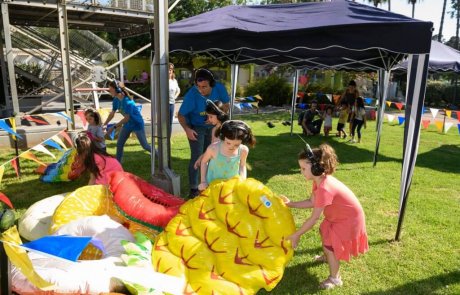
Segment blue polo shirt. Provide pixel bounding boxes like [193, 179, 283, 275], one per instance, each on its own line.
[112, 96, 144, 131]
[179, 82, 229, 128]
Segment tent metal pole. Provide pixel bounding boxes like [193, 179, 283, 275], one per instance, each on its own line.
[0, 20, 12, 115]
[57, 0, 75, 130]
[150, 56, 156, 177]
[290, 69, 300, 136]
[1, 3, 20, 122]
[373, 70, 390, 167]
[230, 64, 239, 119]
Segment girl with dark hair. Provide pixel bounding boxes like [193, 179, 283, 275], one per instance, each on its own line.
[283, 144, 368, 290]
[340, 80, 360, 134]
[84, 108, 106, 151]
[74, 132, 123, 185]
[197, 120, 256, 192]
[103, 81, 151, 162]
[350, 96, 367, 143]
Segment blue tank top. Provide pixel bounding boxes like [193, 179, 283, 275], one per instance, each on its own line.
[206, 142, 241, 184]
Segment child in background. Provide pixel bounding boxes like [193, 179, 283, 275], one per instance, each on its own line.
[85, 108, 106, 152]
[336, 102, 348, 139]
[350, 97, 367, 143]
[198, 120, 256, 191]
[323, 106, 333, 136]
[194, 100, 229, 169]
[74, 132, 123, 186]
[283, 144, 368, 289]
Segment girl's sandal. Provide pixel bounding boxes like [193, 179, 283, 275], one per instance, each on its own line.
[313, 255, 327, 263]
[319, 276, 343, 289]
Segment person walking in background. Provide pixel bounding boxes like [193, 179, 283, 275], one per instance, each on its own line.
[349, 97, 367, 143]
[340, 80, 360, 135]
[178, 68, 230, 198]
[336, 101, 348, 139]
[85, 108, 106, 152]
[323, 106, 333, 137]
[283, 144, 368, 290]
[104, 81, 151, 162]
[198, 120, 256, 192]
[74, 132, 123, 186]
[168, 63, 181, 137]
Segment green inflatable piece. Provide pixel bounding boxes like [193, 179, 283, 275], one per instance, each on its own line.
[0, 209, 15, 230]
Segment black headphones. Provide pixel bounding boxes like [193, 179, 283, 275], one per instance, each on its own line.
[206, 100, 228, 123]
[304, 143, 325, 176]
[195, 68, 216, 87]
[219, 120, 251, 142]
[114, 80, 122, 94]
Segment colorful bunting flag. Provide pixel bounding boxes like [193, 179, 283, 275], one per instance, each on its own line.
[59, 130, 74, 147]
[246, 96, 255, 102]
[435, 121, 443, 132]
[51, 135, 68, 150]
[0, 119, 22, 139]
[9, 117, 17, 141]
[0, 192, 13, 208]
[23, 115, 49, 125]
[75, 110, 87, 130]
[421, 119, 431, 129]
[56, 111, 73, 123]
[444, 122, 453, 133]
[398, 116, 405, 125]
[0, 227, 54, 291]
[253, 94, 262, 101]
[446, 110, 452, 118]
[395, 103, 403, 110]
[11, 158, 19, 177]
[44, 139, 63, 151]
[430, 108, 439, 119]
[387, 114, 395, 123]
[386, 101, 392, 107]
[234, 103, 242, 110]
[32, 144, 56, 159]
[422, 107, 426, 114]
[333, 95, 341, 104]
[326, 94, 332, 102]
[19, 151, 46, 166]
[0, 165, 4, 184]
[364, 98, 373, 105]
[457, 111, 460, 122]
[458, 123, 460, 134]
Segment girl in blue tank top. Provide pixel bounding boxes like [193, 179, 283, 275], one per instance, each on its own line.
[198, 120, 256, 191]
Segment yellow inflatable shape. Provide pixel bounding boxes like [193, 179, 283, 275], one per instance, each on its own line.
[152, 177, 295, 294]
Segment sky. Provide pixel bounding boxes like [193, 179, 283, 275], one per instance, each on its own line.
[361, 0, 456, 41]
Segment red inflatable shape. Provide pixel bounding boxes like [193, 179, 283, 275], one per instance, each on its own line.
[109, 171, 185, 228]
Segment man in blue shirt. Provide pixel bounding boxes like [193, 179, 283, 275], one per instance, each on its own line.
[178, 68, 230, 198]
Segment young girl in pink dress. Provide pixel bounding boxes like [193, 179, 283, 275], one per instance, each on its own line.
[74, 132, 123, 186]
[283, 143, 368, 289]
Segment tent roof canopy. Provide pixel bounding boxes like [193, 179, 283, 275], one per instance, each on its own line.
[394, 40, 460, 73]
[169, 0, 433, 70]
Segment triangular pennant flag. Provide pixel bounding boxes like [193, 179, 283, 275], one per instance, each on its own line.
[430, 108, 439, 119]
[21, 235, 104, 262]
[32, 144, 56, 159]
[0, 192, 13, 208]
[0, 165, 4, 185]
[421, 119, 431, 129]
[326, 94, 332, 102]
[364, 98, 373, 105]
[395, 103, 403, 110]
[298, 103, 307, 109]
[245, 96, 255, 102]
[398, 116, 405, 125]
[387, 114, 395, 123]
[333, 94, 341, 104]
[0, 119, 22, 139]
[19, 151, 46, 166]
[250, 102, 259, 108]
[386, 101, 392, 107]
[56, 111, 73, 123]
[23, 115, 49, 125]
[253, 94, 263, 101]
[44, 139, 63, 151]
[458, 123, 460, 134]
[444, 122, 453, 133]
[446, 110, 452, 118]
[36, 164, 48, 174]
[422, 107, 426, 114]
[59, 130, 73, 147]
[11, 158, 19, 177]
[0, 226, 54, 290]
[51, 135, 68, 150]
[9, 117, 17, 141]
[98, 108, 110, 124]
[75, 110, 87, 129]
[456, 111, 460, 122]
[234, 103, 242, 110]
[435, 121, 443, 132]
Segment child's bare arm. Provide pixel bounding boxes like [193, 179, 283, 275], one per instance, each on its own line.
[239, 146, 249, 179]
[199, 146, 215, 190]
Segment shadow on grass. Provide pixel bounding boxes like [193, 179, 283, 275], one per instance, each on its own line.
[258, 262, 321, 295]
[362, 270, 460, 295]
[416, 144, 460, 174]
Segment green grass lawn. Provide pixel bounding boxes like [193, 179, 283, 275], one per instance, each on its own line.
[1, 112, 459, 294]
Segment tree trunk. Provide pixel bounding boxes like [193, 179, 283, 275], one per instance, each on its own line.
[456, 0, 460, 49]
[388, 0, 391, 11]
[412, 3, 415, 18]
[439, 0, 447, 41]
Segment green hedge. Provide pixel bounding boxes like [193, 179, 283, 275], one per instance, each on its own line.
[244, 75, 292, 106]
[424, 80, 459, 107]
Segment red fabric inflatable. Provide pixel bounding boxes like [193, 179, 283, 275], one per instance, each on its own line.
[109, 172, 184, 229]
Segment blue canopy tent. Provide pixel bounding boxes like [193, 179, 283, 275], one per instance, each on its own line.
[168, 0, 433, 240]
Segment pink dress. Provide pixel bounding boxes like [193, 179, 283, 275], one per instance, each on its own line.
[94, 154, 123, 185]
[313, 175, 368, 261]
